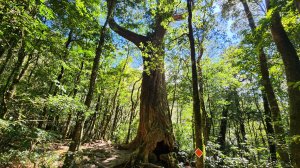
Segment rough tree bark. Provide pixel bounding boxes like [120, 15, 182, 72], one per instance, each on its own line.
[265, 0, 300, 167]
[187, 0, 205, 167]
[108, 0, 176, 164]
[240, 0, 290, 165]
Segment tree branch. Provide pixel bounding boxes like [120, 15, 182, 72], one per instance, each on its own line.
[108, 17, 148, 48]
[173, 14, 185, 21]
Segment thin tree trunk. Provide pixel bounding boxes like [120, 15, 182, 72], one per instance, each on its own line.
[85, 94, 102, 141]
[207, 93, 214, 136]
[218, 106, 229, 152]
[126, 78, 141, 144]
[0, 38, 26, 118]
[234, 122, 242, 153]
[52, 30, 73, 95]
[0, 47, 13, 76]
[63, 4, 113, 166]
[233, 89, 247, 152]
[110, 101, 120, 139]
[262, 94, 277, 164]
[170, 59, 181, 116]
[45, 30, 73, 130]
[101, 105, 113, 140]
[187, 0, 204, 167]
[197, 46, 210, 145]
[258, 122, 266, 146]
[63, 114, 73, 140]
[109, 50, 129, 139]
[5, 54, 31, 99]
[97, 97, 110, 139]
[240, 0, 290, 165]
[62, 61, 84, 139]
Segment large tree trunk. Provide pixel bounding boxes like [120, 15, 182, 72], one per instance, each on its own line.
[240, 0, 290, 165]
[108, 0, 176, 165]
[266, 1, 300, 167]
[127, 43, 174, 162]
[187, 0, 204, 167]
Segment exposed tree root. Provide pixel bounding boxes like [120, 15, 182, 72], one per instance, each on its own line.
[115, 145, 180, 168]
[139, 163, 164, 168]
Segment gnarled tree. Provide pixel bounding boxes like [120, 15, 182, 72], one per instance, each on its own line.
[108, 0, 180, 163]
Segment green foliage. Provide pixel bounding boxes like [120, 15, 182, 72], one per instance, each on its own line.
[0, 0, 299, 167]
[0, 119, 58, 151]
[47, 95, 86, 116]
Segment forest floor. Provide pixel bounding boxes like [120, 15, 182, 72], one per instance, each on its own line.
[43, 140, 132, 168]
[1, 119, 191, 167]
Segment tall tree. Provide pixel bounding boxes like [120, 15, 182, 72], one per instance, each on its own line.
[62, 1, 114, 167]
[187, 0, 205, 167]
[108, 0, 178, 163]
[265, 0, 300, 167]
[240, 0, 290, 165]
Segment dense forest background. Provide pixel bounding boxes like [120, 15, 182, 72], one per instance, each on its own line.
[0, 0, 300, 167]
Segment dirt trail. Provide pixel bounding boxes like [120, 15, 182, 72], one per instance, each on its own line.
[51, 140, 132, 168]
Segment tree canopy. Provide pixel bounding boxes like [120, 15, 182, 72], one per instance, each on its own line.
[0, 0, 300, 167]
